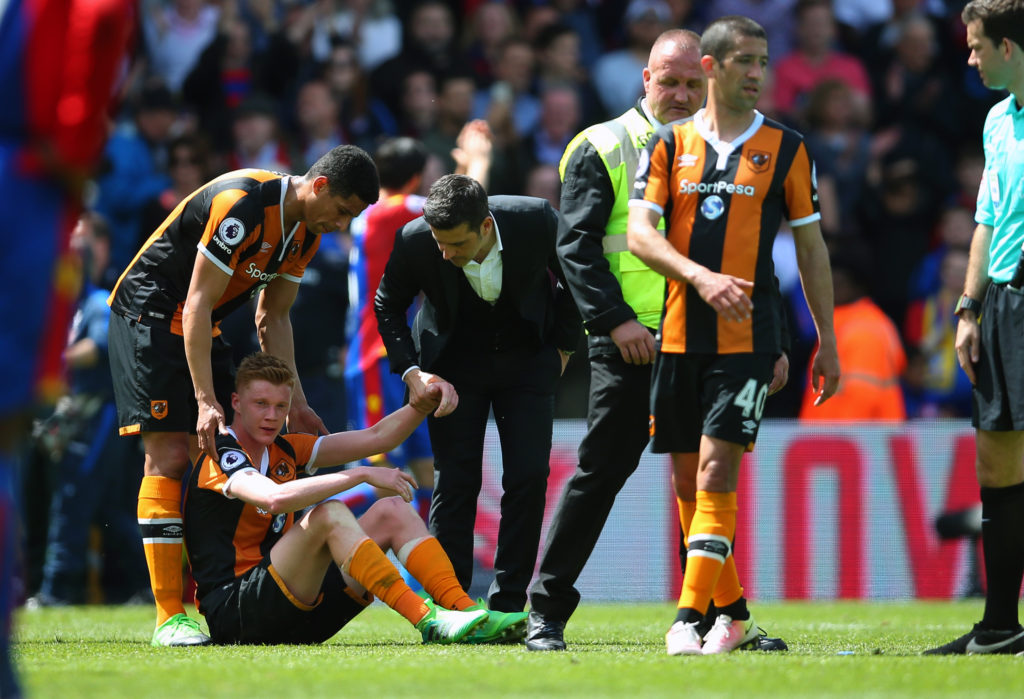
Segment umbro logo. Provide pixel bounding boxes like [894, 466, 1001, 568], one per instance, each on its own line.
[261, 242, 273, 251]
[677, 153, 698, 168]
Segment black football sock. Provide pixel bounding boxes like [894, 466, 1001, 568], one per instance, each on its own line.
[675, 607, 703, 625]
[979, 481, 1024, 630]
[717, 596, 750, 622]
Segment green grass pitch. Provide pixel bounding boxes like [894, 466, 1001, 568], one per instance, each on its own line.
[13, 601, 1023, 698]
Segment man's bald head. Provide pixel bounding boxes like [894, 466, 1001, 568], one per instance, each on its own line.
[643, 29, 706, 123]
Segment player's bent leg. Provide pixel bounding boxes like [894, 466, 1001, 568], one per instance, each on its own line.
[318, 503, 486, 644]
[139, 431, 206, 645]
[269, 500, 354, 605]
[359, 500, 527, 645]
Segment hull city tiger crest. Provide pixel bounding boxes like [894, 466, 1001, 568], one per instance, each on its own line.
[271, 459, 295, 482]
[150, 400, 168, 420]
[747, 150, 772, 173]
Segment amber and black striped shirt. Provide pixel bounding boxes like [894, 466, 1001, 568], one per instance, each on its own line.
[630, 110, 820, 355]
[108, 169, 319, 336]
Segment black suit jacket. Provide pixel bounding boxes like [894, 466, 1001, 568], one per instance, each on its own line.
[374, 196, 582, 377]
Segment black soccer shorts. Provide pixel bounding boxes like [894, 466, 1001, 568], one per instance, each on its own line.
[650, 352, 775, 453]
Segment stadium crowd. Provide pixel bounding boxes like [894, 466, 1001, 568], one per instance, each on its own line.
[16, 0, 1002, 614]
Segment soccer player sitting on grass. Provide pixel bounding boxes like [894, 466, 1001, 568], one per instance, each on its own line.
[183, 352, 527, 645]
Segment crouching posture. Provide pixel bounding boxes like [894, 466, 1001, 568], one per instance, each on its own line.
[183, 352, 526, 645]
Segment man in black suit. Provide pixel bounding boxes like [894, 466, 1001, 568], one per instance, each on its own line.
[374, 174, 581, 613]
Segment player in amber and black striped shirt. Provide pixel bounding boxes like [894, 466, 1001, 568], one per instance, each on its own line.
[627, 15, 840, 656]
[184, 352, 527, 645]
[107, 145, 380, 647]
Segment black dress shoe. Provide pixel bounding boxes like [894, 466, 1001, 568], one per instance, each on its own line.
[525, 611, 567, 651]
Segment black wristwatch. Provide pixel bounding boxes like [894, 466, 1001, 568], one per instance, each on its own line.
[954, 294, 982, 319]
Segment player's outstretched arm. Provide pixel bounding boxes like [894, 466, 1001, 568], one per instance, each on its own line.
[313, 397, 441, 470]
[226, 465, 417, 515]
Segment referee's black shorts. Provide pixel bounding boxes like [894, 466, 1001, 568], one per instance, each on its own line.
[973, 283, 1024, 431]
[108, 311, 235, 435]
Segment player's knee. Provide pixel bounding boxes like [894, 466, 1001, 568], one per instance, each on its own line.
[142, 441, 191, 479]
[367, 495, 415, 527]
[310, 498, 358, 536]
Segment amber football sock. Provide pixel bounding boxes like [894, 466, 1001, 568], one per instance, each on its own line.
[346, 538, 429, 624]
[677, 496, 743, 611]
[400, 537, 475, 611]
[138, 476, 186, 625]
[677, 491, 737, 617]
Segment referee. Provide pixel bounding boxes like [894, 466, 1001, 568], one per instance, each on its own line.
[926, 0, 1024, 656]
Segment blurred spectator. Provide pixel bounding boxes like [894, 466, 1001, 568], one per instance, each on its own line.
[547, 0, 605, 69]
[371, 1, 461, 119]
[321, 39, 396, 150]
[511, 84, 582, 193]
[292, 79, 347, 171]
[310, 0, 402, 71]
[472, 36, 541, 144]
[854, 0, 955, 77]
[182, 10, 300, 147]
[771, 0, 871, 124]
[462, 0, 521, 86]
[908, 204, 975, 300]
[799, 242, 906, 420]
[31, 213, 148, 606]
[523, 163, 561, 210]
[94, 85, 178, 286]
[903, 245, 973, 418]
[423, 72, 479, 174]
[142, 0, 221, 94]
[521, 2, 560, 45]
[398, 69, 439, 139]
[872, 13, 963, 146]
[592, 0, 671, 117]
[289, 229, 351, 433]
[952, 143, 985, 210]
[227, 92, 292, 170]
[137, 134, 213, 251]
[859, 154, 944, 324]
[535, 22, 604, 126]
[705, 0, 798, 59]
[833, 0, 894, 39]
[801, 80, 871, 236]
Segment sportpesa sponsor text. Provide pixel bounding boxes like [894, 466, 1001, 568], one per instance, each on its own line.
[678, 180, 756, 197]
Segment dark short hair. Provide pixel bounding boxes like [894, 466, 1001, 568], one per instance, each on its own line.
[963, 0, 1024, 50]
[423, 174, 489, 231]
[306, 145, 380, 205]
[236, 352, 295, 392]
[375, 138, 428, 191]
[700, 15, 768, 63]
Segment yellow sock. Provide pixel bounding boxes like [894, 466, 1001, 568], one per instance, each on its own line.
[678, 498, 697, 544]
[403, 538, 475, 611]
[346, 539, 428, 624]
[679, 496, 743, 608]
[677, 491, 737, 615]
[713, 556, 744, 608]
[138, 475, 185, 625]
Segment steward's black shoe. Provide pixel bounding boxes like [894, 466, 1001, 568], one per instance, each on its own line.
[924, 623, 1024, 655]
[525, 611, 567, 651]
